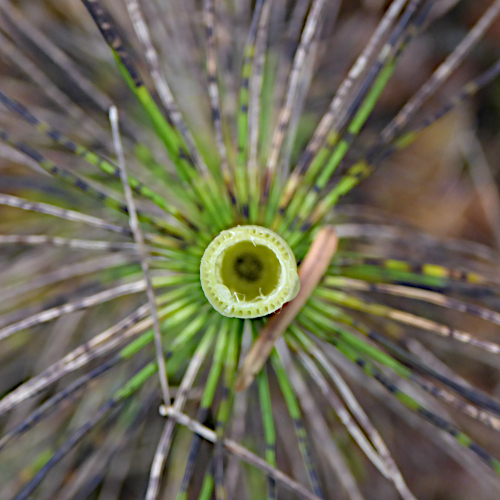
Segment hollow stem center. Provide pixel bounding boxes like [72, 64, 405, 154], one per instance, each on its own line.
[200, 225, 300, 318]
[220, 241, 280, 301]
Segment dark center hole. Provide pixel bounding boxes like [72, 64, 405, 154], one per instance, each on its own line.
[234, 253, 263, 282]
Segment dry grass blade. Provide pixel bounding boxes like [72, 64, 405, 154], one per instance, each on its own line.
[0, 194, 131, 234]
[277, 340, 365, 500]
[0, 280, 146, 341]
[161, 406, 324, 500]
[236, 225, 338, 391]
[110, 105, 171, 405]
[146, 329, 212, 500]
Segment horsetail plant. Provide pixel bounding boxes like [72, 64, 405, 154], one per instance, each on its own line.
[1, 0, 500, 499]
